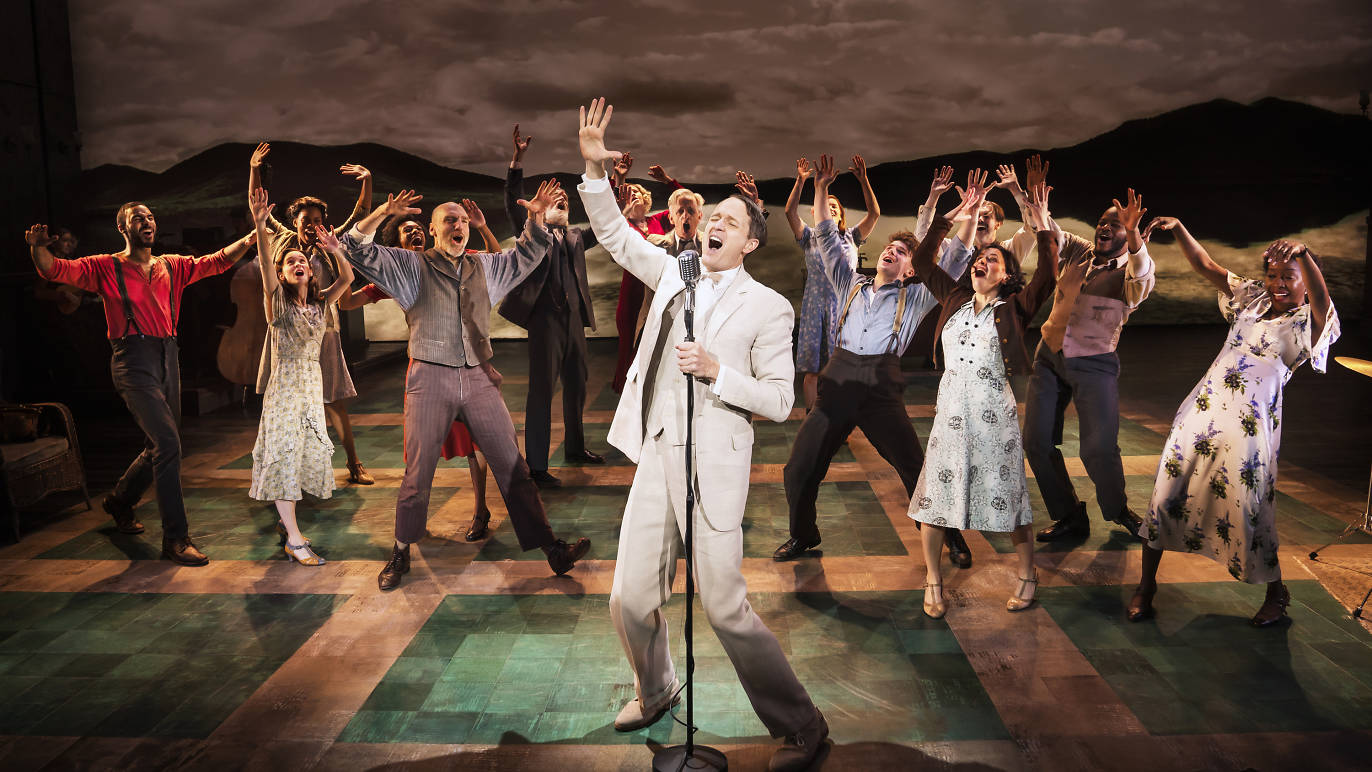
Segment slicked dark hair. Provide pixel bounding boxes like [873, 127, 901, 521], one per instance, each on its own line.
[727, 193, 767, 248]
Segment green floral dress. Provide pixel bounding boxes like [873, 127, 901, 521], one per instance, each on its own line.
[1142, 273, 1339, 583]
[249, 287, 335, 502]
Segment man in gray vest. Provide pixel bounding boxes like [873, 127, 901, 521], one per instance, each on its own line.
[339, 181, 591, 590]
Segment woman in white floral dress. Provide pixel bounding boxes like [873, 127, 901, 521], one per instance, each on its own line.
[1131, 217, 1338, 626]
[247, 187, 355, 566]
[908, 176, 1059, 618]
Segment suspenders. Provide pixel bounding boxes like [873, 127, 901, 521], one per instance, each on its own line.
[111, 256, 178, 338]
[835, 278, 908, 354]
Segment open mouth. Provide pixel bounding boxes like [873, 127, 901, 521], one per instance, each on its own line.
[976, 223, 989, 232]
[973, 267, 987, 278]
[139, 228, 154, 238]
[706, 233, 724, 251]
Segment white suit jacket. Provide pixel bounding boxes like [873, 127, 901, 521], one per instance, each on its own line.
[579, 177, 795, 531]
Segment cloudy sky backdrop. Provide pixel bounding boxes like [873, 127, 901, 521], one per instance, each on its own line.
[70, 0, 1371, 181]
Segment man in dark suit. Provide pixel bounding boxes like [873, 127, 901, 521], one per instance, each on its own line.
[503, 124, 605, 489]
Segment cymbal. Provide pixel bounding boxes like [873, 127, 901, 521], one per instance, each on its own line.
[1335, 356, 1372, 378]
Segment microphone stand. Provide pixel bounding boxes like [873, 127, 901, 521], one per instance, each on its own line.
[654, 277, 727, 772]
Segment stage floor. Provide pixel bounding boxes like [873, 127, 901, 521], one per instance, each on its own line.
[2, 332, 1372, 771]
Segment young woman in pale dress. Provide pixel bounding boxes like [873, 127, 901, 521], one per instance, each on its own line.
[247, 187, 355, 566]
[1131, 218, 1338, 626]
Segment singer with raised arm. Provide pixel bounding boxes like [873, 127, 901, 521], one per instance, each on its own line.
[575, 99, 827, 772]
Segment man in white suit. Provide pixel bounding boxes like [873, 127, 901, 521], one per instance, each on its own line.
[576, 99, 826, 771]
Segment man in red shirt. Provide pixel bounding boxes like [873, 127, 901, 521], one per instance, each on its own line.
[26, 202, 255, 565]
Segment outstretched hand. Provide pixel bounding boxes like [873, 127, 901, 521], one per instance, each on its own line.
[735, 171, 760, 203]
[382, 190, 424, 218]
[250, 142, 270, 168]
[577, 98, 622, 173]
[993, 163, 1020, 191]
[849, 154, 868, 180]
[943, 169, 990, 221]
[928, 165, 955, 199]
[1142, 216, 1179, 242]
[648, 164, 673, 185]
[796, 157, 812, 180]
[1024, 181, 1053, 232]
[340, 163, 371, 180]
[814, 154, 840, 187]
[518, 178, 561, 216]
[25, 224, 55, 247]
[314, 225, 342, 252]
[460, 199, 487, 228]
[512, 124, 533, 161]
[249, 187, 274, 226]
[1111, 188, 1147, 233]
[613, 152, 634, 179]
[1025, 154, 1049, 190]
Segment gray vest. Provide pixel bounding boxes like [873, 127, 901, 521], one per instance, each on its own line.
[405, 249, 492, 367]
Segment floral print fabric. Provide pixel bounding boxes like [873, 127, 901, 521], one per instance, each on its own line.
[250, 287, 335, 502]
[1143, 272, 1339, 583]
[908, 300, 1033, 532]
[795, 224, 863, 373]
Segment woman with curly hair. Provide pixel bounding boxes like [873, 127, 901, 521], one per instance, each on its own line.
[1130, 218, 1338, 627]
[907, 175, 1060, 618]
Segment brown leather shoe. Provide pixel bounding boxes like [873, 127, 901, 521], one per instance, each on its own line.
[770, 709, 829, 772]
[162, 536, 209, 566]
[378, 543, 411, 591]
[347, 462, 374, 485]
[546, 538, 590, 575]
[1251, 583, 1291, 627]
[102, 495, 144, 534]
[464, 511, 491, 542]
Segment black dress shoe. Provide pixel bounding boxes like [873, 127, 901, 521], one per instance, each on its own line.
[1037, 505, 1090, 542]
[1127, 584, 1156, 622]
[378, 543, 411, 591]
[546, 538, 591, 575]
[162, 536, 209, 566]
[945, 529, 973, 568]
[465, 512, 491, 542]
[773, 537, 821, 561]
[531, 470, 562, 489]
[565, 449, 606, 465]
[1109, 508, 1144, 539]
[103, 495, 144, 535]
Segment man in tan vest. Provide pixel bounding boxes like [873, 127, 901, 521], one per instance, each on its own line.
[339, 182, 591, 590]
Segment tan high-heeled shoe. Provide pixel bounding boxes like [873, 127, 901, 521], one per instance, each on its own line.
[285, 542, 326, 566]
[923, 582, 946, 619]
[1006, 571, 1039, 612]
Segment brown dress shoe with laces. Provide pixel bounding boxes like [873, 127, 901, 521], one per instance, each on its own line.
[162, 536, 209, 566]
[770, 709, 829, 771]
[103, 495, 144, 534]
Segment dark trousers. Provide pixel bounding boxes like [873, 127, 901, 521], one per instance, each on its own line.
[784, 350, 926, 543]
[398, 359, 555, 550]
[109, 336, 188, 539]
[1022, 343, 1128, 522]
[524, 304, 588, 472]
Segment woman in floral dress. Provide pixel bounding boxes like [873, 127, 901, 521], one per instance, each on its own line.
[1131, 217, 1338, 626]
[784, 155, 881, 411]
[247, 187, 356, 566]
[907, 176, 1058, 618]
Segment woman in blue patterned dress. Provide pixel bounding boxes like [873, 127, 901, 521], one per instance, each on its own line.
[248, 187, 356, 566]
[1131, 217, 1338, 626]
[784, 155, 881, 410]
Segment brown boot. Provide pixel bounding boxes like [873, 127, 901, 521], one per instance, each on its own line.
[1251, 583, 1291, 627]
[347, 462, 374, 485]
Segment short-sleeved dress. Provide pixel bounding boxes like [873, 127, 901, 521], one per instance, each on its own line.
[250, 287, 336, 502]
[908, 300, 1034, 531]
[796, 224, 863, 373]
[255, 241, 358, 403]
[1142, 273, 1339, 583]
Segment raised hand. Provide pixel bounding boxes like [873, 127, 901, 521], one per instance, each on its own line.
[993, 163, 1020, 191]
[250, 142, 270, 168]
[1142, 216, 1179, 242]
[577, 98, 622, 170]
[648, 164, 673, 185]
[796, 157, 812, 180]
[1024, 181, 1053, 232]
[1025, 154, 1049, 190]
[460, 199, 487, 228]
[944, 169, 990, 221]
[249, 187, 274, 226]
[512, 124, 533, 161]
[383, 190, 424, 218]
[849, 154, 868, 180]
[814, 154, 840, 187]
[1264, 238, 1308, 265]
[340, 163, 371, 180]
[518, 178, 561, 216]
[928, 165, 955, 199]
[735, 170, 759, 203]
[24, 224, 55, 247]
[314, 224, 342, 252]
[613, 152, 634, 179]
[1111, 188, 1147, 233]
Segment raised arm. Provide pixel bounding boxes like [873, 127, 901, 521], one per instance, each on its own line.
[1144, 217, 1228, 296]
[337, 164, 374, 232]
[24, 225, 59, 277]
[480, 182, 556, 304]
[338, 191, 425, 308]
[850, 154, 881, 241]
[1113, 188, 1149, 269]
[647, 164, 681, 190]
[506, 125, 532, 232]
[952, 169, 988, 248]
[248, 143, 284, 233]
[314, 226, 356, 306]
[1284, 241, 1332, 343]
[1015, 182, 1060, 319]
[462, 199, 501, 252]
[913, 165, 954, 241]
[249, 187, 281, 305]
[785, 157, 811, 241]
[812, 154, 860, 296]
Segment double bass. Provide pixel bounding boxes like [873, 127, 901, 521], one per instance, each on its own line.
[217, 257, 268, 387]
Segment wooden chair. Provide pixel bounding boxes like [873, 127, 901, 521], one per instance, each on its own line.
[0, 402, 91, 541]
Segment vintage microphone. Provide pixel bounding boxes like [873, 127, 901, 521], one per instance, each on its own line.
[654, 249, 727, 772]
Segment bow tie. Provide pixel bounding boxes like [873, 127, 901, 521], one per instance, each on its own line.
[701, 271, 723, 286]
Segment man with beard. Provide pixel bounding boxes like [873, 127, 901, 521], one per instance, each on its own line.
[26, 205, 256, 564]
[1025, 189, 1155, 543]
[338, 181, 591, 589]
[503, 124, 604, 490]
